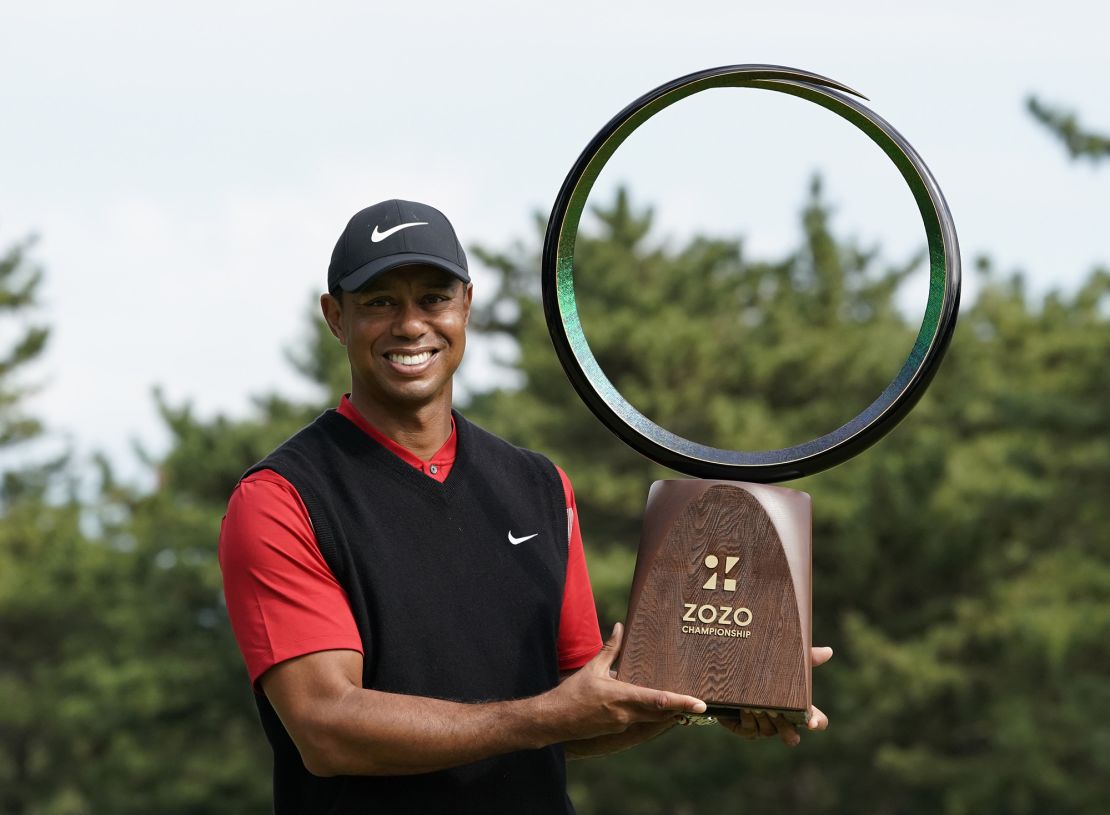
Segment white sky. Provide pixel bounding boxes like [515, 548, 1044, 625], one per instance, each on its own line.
[1, 0, 1107, 479]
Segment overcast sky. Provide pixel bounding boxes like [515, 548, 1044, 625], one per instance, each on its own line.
[1, 0, 1107, 480]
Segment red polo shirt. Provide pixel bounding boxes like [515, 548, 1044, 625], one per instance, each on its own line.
[219, 395, 603, 687]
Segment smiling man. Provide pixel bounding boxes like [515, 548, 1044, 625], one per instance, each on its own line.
[218, 199, 830, 815]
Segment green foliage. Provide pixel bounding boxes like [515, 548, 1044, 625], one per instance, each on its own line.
[0, 232, 293, 813]
[0, 477, 273, 814]
[0, 235, 50, 480]
[468, 188, 1110, 814]
[1027, 96, 1110, 162]
[0, 234, 78, 815]
[3, 110, 1108, 811]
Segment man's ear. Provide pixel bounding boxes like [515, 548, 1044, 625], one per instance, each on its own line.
[463, 283, 474, 326]
[320, 292, 347, 346]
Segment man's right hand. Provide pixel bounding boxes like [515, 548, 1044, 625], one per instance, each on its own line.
[541, 622, 706, 743]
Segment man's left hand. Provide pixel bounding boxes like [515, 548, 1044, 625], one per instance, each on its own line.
[716, 646, 833, 748]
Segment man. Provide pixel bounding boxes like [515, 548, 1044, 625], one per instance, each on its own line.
[219, 199, 831, 814]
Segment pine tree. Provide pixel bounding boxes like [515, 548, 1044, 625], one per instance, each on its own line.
[0, 235, 89, 814]
[0, 236, 51, 502]
[466, 184, 1110, 814]
[1027, 96, 1110, 162]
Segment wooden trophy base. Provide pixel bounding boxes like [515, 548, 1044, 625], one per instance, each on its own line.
[616, 480, 812, 724]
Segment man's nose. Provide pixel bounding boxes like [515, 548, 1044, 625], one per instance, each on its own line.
[392, 300, 428, 338]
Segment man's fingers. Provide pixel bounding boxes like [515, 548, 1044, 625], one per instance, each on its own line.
[594, 622, 624, 671]
[811, 646, 834, 668]
[720, 710, 803, 745]
[807, 705, 829, 731]
[769, 713, 800, 747]
[721, 708, 822, 745]
[735, 710, 759, 738]
[639, 688, 706, 715]
[755, 712, 777, 738]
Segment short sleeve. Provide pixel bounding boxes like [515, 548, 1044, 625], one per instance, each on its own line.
[218, 470, 363, 688]
[554, 466, 604, 671]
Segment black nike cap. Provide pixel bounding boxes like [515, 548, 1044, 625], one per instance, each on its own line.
[328, 199, 470, 293]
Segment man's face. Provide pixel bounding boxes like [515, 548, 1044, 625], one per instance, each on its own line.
[322, 265, 473, 412]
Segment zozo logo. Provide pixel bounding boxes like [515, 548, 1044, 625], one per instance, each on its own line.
[701, 553, 738, 592]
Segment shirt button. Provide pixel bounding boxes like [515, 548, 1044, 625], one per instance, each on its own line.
[430, 464, 439, 475]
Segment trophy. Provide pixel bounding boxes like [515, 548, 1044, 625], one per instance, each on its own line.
[541, 66, 961, 724]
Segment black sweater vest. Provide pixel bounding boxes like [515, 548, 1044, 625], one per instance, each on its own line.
[244, 409, 574, 815]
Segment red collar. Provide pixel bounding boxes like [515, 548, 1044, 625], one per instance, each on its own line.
[337, 395, 456, 481]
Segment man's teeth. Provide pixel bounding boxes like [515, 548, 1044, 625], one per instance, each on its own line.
[388, 351, 434, 366]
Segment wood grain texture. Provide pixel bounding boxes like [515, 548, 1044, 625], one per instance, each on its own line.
[617, 481, 811, 716]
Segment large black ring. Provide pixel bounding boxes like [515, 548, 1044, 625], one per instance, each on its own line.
[541, 65, 961, 483]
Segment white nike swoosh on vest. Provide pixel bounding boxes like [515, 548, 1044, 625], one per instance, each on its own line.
[371, 221, 428, 242]
[508, 531, 539, 545]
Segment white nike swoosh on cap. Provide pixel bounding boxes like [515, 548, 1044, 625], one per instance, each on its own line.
[508, 531, 538, 545]
[371, 221, 429, 242]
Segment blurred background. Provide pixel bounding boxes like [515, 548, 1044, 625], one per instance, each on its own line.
[1, 2, 1107, 813]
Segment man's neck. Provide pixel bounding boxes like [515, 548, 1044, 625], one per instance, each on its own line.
[347, 389, 454, 462]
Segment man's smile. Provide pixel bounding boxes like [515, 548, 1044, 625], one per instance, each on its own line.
[386, 350, 436, 366]
[383, 348, 441, 374]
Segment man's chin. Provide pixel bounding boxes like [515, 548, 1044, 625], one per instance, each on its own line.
[376, 382, 452, 410]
